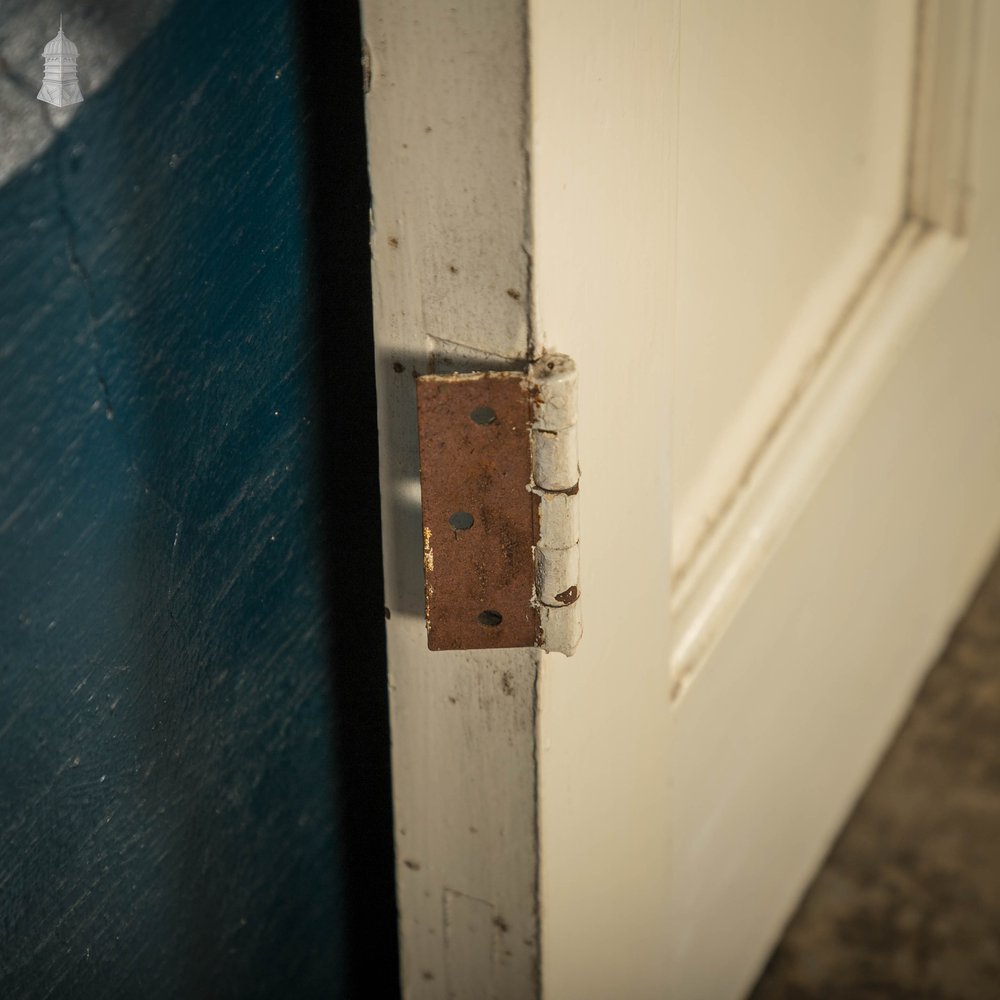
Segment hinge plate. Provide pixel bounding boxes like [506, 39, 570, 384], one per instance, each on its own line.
[416, 371, 538, 650]
[416, 355, 581, 655]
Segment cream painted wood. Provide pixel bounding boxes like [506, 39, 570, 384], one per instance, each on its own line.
[528, 3, 676, 997]
[667, 145, 1000, 991]
[670, 225, 967, 686]
[533, 1, 999, 998]
[909, 0, 983, 230]
[366, 1, 1000, 998]
[361, 2, 540, 997]
[671, 0, 917, 575]
[670, 0, 981, 690]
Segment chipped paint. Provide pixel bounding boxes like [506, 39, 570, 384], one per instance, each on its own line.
[423, 525, 434, 573]
[528, 354, 582, 655]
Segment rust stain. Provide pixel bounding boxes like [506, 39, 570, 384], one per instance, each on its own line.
[547, 482, 579, 496]
[416, 372, 538, 650]
[554, 585, 579, 606]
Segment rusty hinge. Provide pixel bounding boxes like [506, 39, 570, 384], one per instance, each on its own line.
[415, 354, 582, 655]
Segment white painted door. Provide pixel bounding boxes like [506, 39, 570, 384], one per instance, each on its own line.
[362, 2, 1000, 997]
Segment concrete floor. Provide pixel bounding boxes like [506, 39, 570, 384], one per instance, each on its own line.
[751, 549, 1000, 999]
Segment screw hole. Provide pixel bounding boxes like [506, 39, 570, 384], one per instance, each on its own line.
[470, 406, 497, 425]
[449, 511, 474, 531]
[478, 610, 503, 627]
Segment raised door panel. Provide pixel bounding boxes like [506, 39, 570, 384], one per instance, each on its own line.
[672, 0, 916, 573]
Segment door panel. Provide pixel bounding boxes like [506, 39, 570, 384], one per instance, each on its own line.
[365, 1, 1000, 997]
[534, 1, 998, 997]
[672, 0, 916, 572]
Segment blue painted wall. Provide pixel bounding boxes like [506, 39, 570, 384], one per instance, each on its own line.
[0, 1, 394, 995]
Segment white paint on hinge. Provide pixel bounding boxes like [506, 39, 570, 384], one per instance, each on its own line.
[529, 354, 581, 656]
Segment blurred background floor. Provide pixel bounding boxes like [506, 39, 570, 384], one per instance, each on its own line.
[751, 546, 1000, 999]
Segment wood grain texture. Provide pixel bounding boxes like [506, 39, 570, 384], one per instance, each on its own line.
[0, 0, 382, 995]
